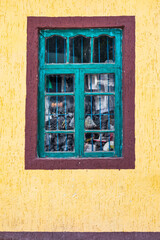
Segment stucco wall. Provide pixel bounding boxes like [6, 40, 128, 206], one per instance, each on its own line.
[0, 0, 160, 232]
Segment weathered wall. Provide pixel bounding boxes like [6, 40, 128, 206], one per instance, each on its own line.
[0, 0, 160, 232]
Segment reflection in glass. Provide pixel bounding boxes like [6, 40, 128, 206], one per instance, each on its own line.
[84, 133, 114, 152]
[85, 95, 115, 114]
[69, 36, 91, 63]
[85, 95, 115, 130]
[93, 35, 115, 63]
[45, 36, 66, 63]
[45, 96, 74, 130]
[46, 75, 74, 93]
[85, 74, 115, 93]
[45, 133, 74, 152]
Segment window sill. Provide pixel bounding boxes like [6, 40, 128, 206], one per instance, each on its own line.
[25, 156, 135, 170]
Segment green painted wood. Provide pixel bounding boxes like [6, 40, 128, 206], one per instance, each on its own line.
[41, 64, 119, 70]
[118, 31, 123, 157]
[85, 92, 115, 96]
[45, 152, 76, 158]
[84, 151, 115, 158]
[38, 70, 45, 157]
[84, 130, 115, 133]
[67, 37, 69, 63]
[114, 70, 120, 157]
[45, 92, 74, 96]
[113, 32, 120, 156]
[38, 28, 122, 158]
[74, 69, 80, 157]
[43, 68, 78, 75]
[45, 130, 75, 134]
[120, 32, 123, 157]
[77, 67, 116, 73]
[41, 29, 122, 38]
[39, 34, 45, 68]
[114, 32, 122, 157]
[79, 69, 85, 157]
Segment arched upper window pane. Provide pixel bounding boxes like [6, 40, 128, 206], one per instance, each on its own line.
[69, 36, 91, 63]
[45, 36, 66, 63]
[93, 35, 115, 63]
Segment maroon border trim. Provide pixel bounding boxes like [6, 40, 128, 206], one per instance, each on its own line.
[25, 16, 135, 170]
[0, 232, 160, 240]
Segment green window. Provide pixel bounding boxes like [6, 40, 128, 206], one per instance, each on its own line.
[38, 29, 122, 158]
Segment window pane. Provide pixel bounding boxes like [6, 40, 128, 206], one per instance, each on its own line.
[45, 96, 74, 130]
[84, 133, 114, 152]
[93, 35, 115, 63]
[85, 74, 115, 93]
[45, 133, 74, 152]
[85, 95, 115, 130]
[45, 36, 66, 63]
[69, 36, 91, 63]
[46, 75, 74, 93]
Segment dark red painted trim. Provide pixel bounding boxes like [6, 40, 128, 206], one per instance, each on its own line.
[0, 232, 160, 240]
[25, 16, 135, 170]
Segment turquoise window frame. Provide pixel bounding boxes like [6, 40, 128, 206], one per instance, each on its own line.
[38, 28, 122, 158]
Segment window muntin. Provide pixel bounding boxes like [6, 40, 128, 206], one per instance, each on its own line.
[39, 29, 122, 158]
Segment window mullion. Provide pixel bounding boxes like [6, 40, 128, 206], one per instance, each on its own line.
[67, 37, 69, 63]
[78, 69, 85, 157]
[74, 69, 80, 157]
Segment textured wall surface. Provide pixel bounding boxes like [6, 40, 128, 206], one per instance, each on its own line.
[0, 0, 160, 232]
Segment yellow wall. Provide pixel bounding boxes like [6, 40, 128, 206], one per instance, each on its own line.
[0, 0, 160, 232]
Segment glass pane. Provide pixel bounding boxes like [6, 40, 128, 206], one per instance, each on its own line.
[45, 96, 74, 130]
[45, 133, 74, 152]
[45, 36, 66, 63]
[69, 36, 91, 63]
[93, 35, 115, 63]
[84, 133, 114, 152]
[85, 95, 115, 130]
[46, 75, 74, 93]
[85, 74, 115, 93]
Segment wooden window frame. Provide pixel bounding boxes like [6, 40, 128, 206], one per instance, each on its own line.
[38, 29, 122, 158]
[25, 16, 135, 169]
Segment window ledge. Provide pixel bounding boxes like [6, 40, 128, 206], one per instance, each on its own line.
[25, 157, 135, 170]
